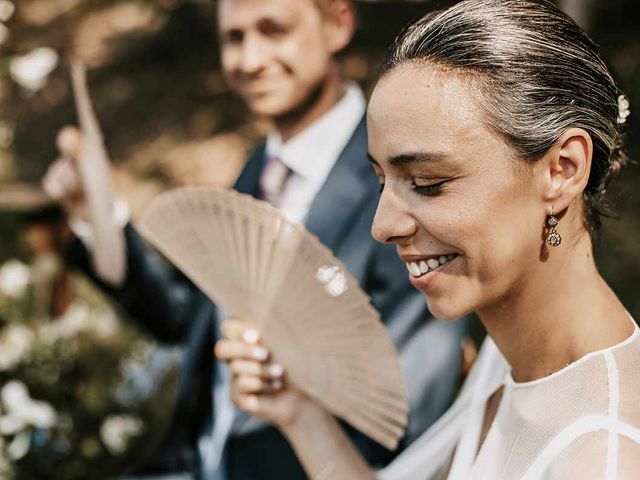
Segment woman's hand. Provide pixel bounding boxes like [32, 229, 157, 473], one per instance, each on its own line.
[216, 319, 376, 479]
[215, 319, 310, 429]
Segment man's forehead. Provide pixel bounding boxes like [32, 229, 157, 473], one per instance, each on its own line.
[217, 0, 318, 28]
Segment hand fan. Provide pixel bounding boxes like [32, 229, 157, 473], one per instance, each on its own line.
[138, 186, 409, 450]
[70, 62, 127, 285]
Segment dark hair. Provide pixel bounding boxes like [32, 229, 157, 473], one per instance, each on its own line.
[382, 0, 629, 237]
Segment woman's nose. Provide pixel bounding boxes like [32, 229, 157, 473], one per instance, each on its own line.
[371, 187, 417, 245]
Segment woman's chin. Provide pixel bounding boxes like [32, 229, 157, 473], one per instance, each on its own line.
[425, 297, 470, 322]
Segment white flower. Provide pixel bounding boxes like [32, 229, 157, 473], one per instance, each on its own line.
[0, 381, 28, 410]
[0, 413, 25, 435]
[0, 380, 56, 430]
[0, 259, 30, 299]
[0, 1, 14, 23]
[100, 414, 144, 455]
[0, 325, 34, 371]
[9, 47, 59, 92]
[14, 399, 56, 429]
[0, 120, 14, 149]
[6, 430, 30, 460]
[617, 95, 631, 125]
[0, 435, 12, 474]
[0, 23, 8, 46]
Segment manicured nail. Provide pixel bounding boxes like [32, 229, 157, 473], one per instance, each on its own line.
[243, 329, 259, 344]
[253, 347, 268, 361]
[269, 364, 284, 377]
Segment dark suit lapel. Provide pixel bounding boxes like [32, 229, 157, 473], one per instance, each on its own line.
[304, 117, 375, 251]
[234, 146, 266, 198]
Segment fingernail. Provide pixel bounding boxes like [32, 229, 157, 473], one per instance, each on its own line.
[272, 380, 283, 390]
[243, 329, 259, 344]
[269, 364, 284, 377]
[253, 347, 268, 361]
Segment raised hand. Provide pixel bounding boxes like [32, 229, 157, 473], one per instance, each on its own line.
[42, 126, 89, 221]
[215, 319, 309, 428]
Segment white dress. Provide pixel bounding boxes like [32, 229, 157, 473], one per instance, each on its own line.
[378, 317, 640, 480]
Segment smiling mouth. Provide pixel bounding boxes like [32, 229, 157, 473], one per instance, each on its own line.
[405, 254, 458, 278]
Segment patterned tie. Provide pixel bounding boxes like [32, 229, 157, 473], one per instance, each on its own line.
[259, 156, 291, 207]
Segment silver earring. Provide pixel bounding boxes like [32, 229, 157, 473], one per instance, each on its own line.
[546, 208, 561, 247]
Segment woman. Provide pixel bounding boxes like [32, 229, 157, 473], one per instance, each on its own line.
[216, 0, 639, 478]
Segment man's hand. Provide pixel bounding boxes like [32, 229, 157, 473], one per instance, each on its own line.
[42, 126, 89, 221]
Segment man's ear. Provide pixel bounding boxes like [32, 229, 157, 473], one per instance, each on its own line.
[537, 127, 593, 214]
[323, 0, 356, 54]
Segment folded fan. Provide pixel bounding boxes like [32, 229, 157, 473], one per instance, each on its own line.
[70, 62, 127, 285]
[138, 186, 409, 450]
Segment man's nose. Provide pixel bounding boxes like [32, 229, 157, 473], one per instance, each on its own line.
[239, 33, 268, 75]
[371, 187, 417, 245]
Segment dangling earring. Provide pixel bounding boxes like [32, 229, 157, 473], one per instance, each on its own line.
[546, 207, 561, 247]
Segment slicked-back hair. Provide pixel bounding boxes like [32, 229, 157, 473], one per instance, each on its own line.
[383, 0, 628, 238]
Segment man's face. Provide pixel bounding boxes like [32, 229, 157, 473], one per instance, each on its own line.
[218, 0, 341, 117]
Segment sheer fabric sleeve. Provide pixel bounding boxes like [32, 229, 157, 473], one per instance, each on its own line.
[542, 429, 640, 480]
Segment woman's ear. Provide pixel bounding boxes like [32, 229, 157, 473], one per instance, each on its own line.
[537, 128, 593, 214]
[322, 0, 356, 54]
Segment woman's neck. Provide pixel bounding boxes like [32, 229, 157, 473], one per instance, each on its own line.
[478, 233, 632, 383]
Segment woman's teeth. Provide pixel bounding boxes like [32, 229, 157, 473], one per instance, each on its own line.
[406, 254, 457, 278]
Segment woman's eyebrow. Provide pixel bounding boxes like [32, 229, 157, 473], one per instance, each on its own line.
[367, 151, 449, 166]
[389, 152, 449, 165]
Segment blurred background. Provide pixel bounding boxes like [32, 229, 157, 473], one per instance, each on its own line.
[0, 0, 637, 477]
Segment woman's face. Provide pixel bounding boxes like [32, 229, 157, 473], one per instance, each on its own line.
[367, 65, 545, 320]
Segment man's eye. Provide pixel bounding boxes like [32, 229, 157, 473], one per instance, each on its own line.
[260, 21, 289, 37]
[221, 31, 243, 45]
[413, 180, 447, 196]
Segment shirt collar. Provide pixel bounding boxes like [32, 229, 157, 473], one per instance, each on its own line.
[265, 83, 366, 185]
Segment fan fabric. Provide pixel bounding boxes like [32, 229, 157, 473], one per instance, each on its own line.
[138, 186, 409, 450]
[378, 317, 640, 479]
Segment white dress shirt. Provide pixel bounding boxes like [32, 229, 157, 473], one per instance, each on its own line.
[264, 82, 366, 223]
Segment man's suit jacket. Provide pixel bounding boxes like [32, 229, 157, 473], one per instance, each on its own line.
[68, 118, 469, 479]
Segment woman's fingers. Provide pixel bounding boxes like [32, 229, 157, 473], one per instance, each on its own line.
[235, 393, 260, 414]
[221, 319, 261, 344]
[234, 374, 284, 394]
[229, 358, 284, 380]
[215, 338, 269, 363]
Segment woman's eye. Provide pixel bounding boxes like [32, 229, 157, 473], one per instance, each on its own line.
[413, 180, 447, 196]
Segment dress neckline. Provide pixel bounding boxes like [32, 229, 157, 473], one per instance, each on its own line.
[505, 313, 638, 389]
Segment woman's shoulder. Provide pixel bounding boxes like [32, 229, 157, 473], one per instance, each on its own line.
[538, 428, 640, 480]
[548, 324, 640, 479]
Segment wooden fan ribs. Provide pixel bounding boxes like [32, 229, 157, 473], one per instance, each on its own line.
[138, 187, 409, 450]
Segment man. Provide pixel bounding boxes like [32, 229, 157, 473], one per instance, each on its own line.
[44, 0, 469, 478]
